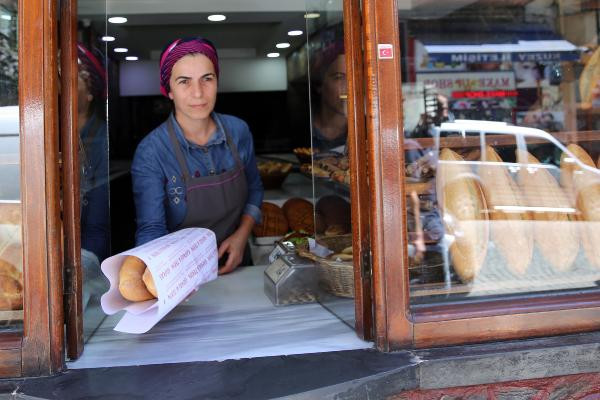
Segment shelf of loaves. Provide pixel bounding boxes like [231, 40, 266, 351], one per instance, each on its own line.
[404, 131, 600, 150]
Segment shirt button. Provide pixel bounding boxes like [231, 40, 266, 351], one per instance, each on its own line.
[202, 148, 208, 153]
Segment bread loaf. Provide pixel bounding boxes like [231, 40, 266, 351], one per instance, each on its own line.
[479, 146, 533, 275]
[142, 268, 158, 298]
[316, 195, 351, 233]
[579, 47, 600, 109]
[561, 144, 600, 269]
[437, 148, 489, 282]
[282, 198, 316, 233]
[252, 202, 289, 237]
[0, 274, 23, 311]
[517, 150, 578, 271]
[118, 256, 156, 301]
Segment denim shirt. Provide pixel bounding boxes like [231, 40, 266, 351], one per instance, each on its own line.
[131, 112, 264, 246]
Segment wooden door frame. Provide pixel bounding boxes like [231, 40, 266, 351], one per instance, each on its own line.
[0, 0, 65, 377]
[362, 0, 600, 351]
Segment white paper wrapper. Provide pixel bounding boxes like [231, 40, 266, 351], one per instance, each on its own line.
[100, 228, 218, 334]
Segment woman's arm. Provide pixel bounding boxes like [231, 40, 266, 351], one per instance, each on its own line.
[131, 139, 169, 246]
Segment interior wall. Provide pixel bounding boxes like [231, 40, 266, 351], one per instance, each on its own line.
[119, 58, 288, 96]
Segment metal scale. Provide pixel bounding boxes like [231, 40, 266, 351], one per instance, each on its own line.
[264, 241, 317, 306]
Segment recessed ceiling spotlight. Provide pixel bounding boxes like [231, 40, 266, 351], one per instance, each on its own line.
[287, 30, 303, 36]
[101, 36, 115, 42]
[304, 13, 320, 19]
[108, 16, 127, 24]
[267, 52, 280, 58]
[126, 56, 138, 61]
[0, 14, 12, 21]
[276, 43, 290, 49]
[207, 14, 226, 22]
[114, 48, 128, 53]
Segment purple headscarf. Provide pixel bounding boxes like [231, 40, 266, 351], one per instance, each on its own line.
[159, 37, 219, 97]
[77, 43, 107, 99]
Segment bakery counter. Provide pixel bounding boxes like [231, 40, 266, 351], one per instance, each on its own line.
[68, 264, 371, 369]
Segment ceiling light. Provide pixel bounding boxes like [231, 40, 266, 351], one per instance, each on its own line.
[126, 56, 138, 61]
[276, 43, 290, 49]
[101, 36, 115, 42]
[288, 30, 303, 36]
[0, 14, 12, 21]
[267, 52, 280, 58]
[108, 17, 127, 24]
[207, 14, 226, 22]
[304, 13, 320, 19]
[114, 48, 128, 53]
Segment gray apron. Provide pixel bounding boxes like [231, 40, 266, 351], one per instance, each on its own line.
[167, 117, 252, 265]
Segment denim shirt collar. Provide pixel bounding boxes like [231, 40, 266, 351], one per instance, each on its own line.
[169, 112, 227, 151]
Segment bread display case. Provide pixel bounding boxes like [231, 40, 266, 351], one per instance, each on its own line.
[405, 121, 600, 305]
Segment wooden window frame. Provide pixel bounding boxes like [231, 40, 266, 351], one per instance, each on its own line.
[361, 0, 600, 351]
[0, 0, 64, 377]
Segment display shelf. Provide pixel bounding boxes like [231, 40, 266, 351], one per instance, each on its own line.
[404, 130, 600, 150]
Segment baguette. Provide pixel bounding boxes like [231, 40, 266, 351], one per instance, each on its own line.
[118, 256, 156, 301]
[479, 146, 533, 275]
[437, 148, 489, 282]
[579, 47, 600, 110]
[561, 144, 600, 269]
[517, 150, 578, 271]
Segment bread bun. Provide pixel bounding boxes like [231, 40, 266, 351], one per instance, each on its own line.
[316, 195, 351, 233]
[118, 256, 156, 301]
[0, 274, 23, 310]
[561, 144, 600, 269]
[142, 267, 158, 298]
[437, 148, 489, 282]
[517, 150, 578, 272]
[282, 198, 315, 233]
[479, 146, 533, 276]
[252, 202, 289, 237]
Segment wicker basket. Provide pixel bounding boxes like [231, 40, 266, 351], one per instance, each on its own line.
[297, 234, 354, 298]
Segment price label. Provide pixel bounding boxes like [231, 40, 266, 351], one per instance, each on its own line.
[265, 258, 290, 283]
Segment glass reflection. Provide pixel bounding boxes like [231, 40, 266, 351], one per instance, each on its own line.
[0, 0, 22, 330]
[400, 0, 600, 306]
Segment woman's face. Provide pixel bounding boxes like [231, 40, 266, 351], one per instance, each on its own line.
[168, 53, 217, 122]
[320, 54, 347, 116]
[77, 73, 93, 116]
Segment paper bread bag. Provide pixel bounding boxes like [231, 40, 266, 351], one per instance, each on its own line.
[100, 228, 218, 333]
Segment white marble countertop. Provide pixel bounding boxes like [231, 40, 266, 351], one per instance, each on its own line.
[68, 265, 371, 369]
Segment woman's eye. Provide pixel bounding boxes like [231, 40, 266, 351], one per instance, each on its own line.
[178, 79, 189, 85]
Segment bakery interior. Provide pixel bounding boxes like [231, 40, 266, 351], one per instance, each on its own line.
[3, 0, 600, 368]
[61, 0, 371, 368]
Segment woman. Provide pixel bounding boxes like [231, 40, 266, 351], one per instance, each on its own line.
[77, 43, 110, 307]
[131, 37, 263, 275]
[310, 39, 348, 153]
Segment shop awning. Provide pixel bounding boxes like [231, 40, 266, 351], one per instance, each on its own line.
[423, 39, 579, 63]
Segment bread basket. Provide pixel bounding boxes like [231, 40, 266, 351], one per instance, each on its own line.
[297, 234, 354, 298]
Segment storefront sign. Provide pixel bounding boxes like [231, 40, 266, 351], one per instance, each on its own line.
[416, 71, 516, 99]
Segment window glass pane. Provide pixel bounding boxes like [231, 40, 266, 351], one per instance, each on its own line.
[0, 0, 23, 331]
[399, 1, 600, 307]
[77, 4, 111, 340]
[305, 1, 354, 327]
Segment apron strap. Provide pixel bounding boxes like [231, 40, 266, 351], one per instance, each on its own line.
[167, 118, 192, 182]
[214, 114, 244, 169]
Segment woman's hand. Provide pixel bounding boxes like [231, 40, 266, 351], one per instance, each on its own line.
[217, 214, 255, 275]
